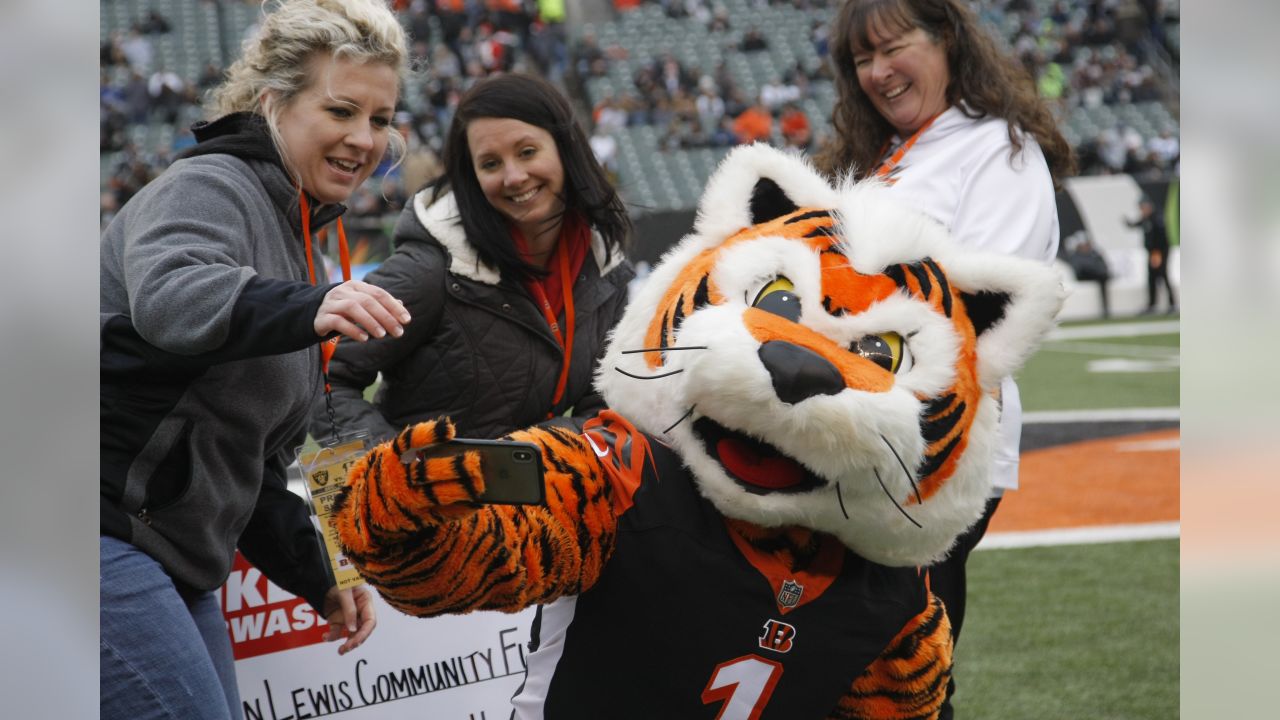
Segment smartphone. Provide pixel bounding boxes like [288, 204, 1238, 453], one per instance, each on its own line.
[400, 439, 545, 505]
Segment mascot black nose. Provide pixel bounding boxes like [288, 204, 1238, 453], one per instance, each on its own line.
[758, 341, 846, 404]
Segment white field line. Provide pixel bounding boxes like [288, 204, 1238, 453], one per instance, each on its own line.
[1043, 340, 1179, 358]
[1047, 320, 1179, 340]
[977, 522, 1180, 550]
[1021, 407, 1180, 424]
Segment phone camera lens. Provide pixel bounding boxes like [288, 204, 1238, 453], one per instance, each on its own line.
[513, 450, 533, 462]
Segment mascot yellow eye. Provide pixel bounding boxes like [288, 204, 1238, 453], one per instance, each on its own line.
[751, 277, 802, 322]
[852, 332, 913, 373]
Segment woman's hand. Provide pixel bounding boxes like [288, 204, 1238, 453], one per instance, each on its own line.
[314, 280, 411, 341]
[321, 584, 377, 655]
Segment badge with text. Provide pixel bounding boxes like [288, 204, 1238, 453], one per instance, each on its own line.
[296, 433, 371, 591]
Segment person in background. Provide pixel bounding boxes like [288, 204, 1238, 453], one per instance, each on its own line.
[1127, 196, 1177, 314]
[815, 0, 1075, 716]
[315, 73, 634, 444]
[732, 100, 774, 144]
[1062, 229, 1113, 318]
[100, 2, 411, 718]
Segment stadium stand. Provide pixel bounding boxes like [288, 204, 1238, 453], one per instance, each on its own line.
[100, 0, 1179, 243]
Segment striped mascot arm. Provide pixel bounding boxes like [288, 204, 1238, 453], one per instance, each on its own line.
[828, 593, 954, 720]
[332, 418, 621, 618]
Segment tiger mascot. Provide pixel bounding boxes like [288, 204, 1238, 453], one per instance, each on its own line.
[333, 144, 1064, 719]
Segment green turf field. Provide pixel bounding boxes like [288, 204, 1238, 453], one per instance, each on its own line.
[1017, 321, 1179, 412]
[953, 540, 1179, 719]
[951, 315, 1180, 718]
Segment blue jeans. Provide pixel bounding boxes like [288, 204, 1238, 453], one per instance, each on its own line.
[100, 536, 240, 720]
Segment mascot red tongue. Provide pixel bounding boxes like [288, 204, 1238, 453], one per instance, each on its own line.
[333, 144, 1064, 719]
[718, 436, 806, 490]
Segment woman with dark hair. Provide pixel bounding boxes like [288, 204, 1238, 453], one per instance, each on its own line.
[814, 1, 1075, 716]
[318, 73, 634, 442]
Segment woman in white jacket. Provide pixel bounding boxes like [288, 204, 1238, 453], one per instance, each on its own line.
[816, 1, 1076, 716]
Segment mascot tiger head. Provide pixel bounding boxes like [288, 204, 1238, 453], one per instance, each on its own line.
[597, 144, 1064, 567]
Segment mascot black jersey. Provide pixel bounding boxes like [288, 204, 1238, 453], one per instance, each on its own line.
[515, 417, 930, 719]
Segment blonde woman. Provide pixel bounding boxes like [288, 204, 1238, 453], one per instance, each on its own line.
[100, 2, 410, 717]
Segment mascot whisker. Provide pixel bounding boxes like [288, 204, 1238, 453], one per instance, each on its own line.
[333, 144, 1064, 719]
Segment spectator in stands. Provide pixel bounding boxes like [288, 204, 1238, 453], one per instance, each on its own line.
[759, 74, 801, 111]
[616, 89, 650, 126]
[652, 52, 694, 98]
[589, 123, 620, 182]
[488, 0, 533, 46]
[572, 31, 609, 79]
[316, 73, 635, 449]
[527, 17, 569, 85]
[1147, 126, 1179, 166]
[778, 101, 812, 150]
[122, 70, 151, 125]
[147, 65, 188, 124]
[119, 26, 154, 72]
[593, 91, 630, 135]
[100, 71, 128, 152]
[811, 18, 831, 59]
[671, 87, 700, 125]
[591, 90, 627, 135]
[695, 77, 727, 130]
[815, 1, 1075, 716]
[707, 4, 732, 32]
[436, 0, 471, 66]
[739, 26, 770, 52]
[195, 62, 224, 94]
[100, 2, 411, 718]
[722, 84, 752, 119]
[732, 101, 773, 144]
[1126, 196, 1176, 314]
[649, 91, 677, 129]
[138, 8, 173, 35]
[709, 114, 739, 146]
[431, 43, 464, 83]
[101, 31, 126, 67]
[711, 59, 738, 100]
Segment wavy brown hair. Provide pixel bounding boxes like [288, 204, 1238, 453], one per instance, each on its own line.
[813, 0, 1075, 187]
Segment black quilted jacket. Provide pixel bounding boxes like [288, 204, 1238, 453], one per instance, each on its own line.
[312, 190, 635, 442]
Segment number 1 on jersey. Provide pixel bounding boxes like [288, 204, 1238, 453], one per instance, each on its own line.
[701, 655, 784, 720]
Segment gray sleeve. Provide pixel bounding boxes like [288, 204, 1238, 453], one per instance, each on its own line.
[313, 240, 448, 442]
[118, 163, 266, 355]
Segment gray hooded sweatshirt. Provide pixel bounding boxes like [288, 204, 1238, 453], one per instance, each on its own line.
[101, 113, 339, 611]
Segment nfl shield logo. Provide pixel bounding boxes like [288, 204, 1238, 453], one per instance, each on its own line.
[777, 579, 804, 608]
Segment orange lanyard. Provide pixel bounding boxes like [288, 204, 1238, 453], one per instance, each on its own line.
[874, 113, 941, 181]
[297, 192, 350, 385]
[524, 244, 576, 415]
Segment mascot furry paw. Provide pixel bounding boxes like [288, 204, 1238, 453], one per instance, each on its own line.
[334, 144, 1064, 719]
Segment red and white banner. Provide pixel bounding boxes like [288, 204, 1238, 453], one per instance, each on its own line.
[222, 552, 534, 719]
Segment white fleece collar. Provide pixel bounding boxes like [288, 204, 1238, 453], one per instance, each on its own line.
[413, 190, 623, 286]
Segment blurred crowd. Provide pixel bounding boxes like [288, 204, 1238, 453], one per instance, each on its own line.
[101, 0, 1179, 227]
[576, 0, 1176, 175]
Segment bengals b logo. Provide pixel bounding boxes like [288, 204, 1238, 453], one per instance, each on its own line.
[758, 619, 796, 654]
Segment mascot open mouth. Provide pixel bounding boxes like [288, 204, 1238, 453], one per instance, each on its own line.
[692, 417, 824, 494]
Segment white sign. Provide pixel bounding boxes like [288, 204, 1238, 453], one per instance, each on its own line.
[223, 552, 534, 720]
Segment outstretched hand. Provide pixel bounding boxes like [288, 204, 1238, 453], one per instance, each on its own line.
[334, 419, 490, 555]
[314, 280, 411, 342]
[322, 584, 377, 656]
